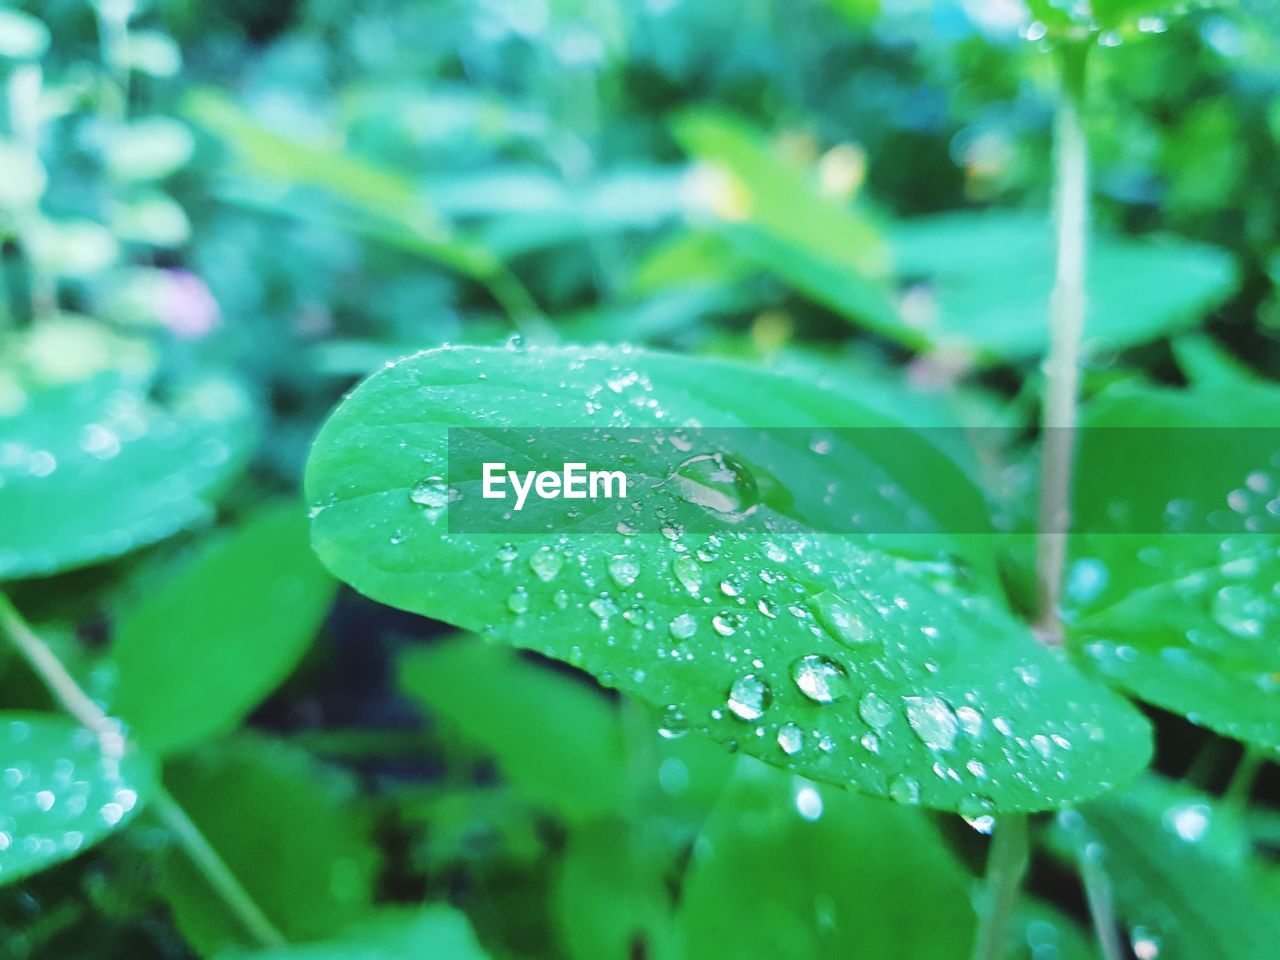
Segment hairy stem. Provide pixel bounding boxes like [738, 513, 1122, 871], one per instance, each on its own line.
[1035, 40, 1091, 645]
[0, 593, 286, 949]
[970, 815, 1030, 960]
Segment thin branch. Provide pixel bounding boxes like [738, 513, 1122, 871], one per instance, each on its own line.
[0, 593, 286, 949]
[1035, 40, 1091, 645]
[1079, 841, 1125, 960]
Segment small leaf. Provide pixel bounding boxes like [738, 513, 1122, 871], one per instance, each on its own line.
[398, 636, 628, 820]
[216, 906, 491, 960]
[672, 111, 901, 333]
[0, 9, 50, 60]
[888, 212, 1234, 363]
[676, 758, 975, 959]
[0, 713, 153, 886]
[162, 736, 379, 954]
[0, 374, 255, 581]
[108, 503, 336, 756]
[307, 345, 1151, 812]
[1052, 775, 1280, 958]
[1066, 383, 1280, 749]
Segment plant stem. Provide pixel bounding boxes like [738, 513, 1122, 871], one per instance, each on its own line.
[1035, 39, 1091, 645]
[484, 263, 557, 345]
[0, 593, 286, 950]
[970, 814, 1030, 960]
[1078, 841, 1125, 960]
[1224, 745, 1266, 811]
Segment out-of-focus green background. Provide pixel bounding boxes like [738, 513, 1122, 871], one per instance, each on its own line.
[2, 0, 1280, 958]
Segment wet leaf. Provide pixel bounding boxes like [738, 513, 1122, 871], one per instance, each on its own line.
[888, 212, 1234, 363]
[0, 374, 255, 581]
[1066, 383, 1280, 749]
[108, 503, 336, 756]
[0, 713, 153, 886]
[307, 345, 1151, 812]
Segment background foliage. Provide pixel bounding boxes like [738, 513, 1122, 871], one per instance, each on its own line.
[2, 0, 1280, 958]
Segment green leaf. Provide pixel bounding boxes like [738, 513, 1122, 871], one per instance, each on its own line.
[398, 636, 627, 820]
[105, 118, 195, 181]
[672, 112, 902, 333]
[1052, 775, 1280, 958]
[676, 758, 975, 959]
[162, 736, 379, 954]
[1025, 0, 1232, 33]
[216, 906, 491, 960]
[307, 345, 1151, 812]
[888, 212, 1234, 363]
[185, 90, 496, 279]
[0, 9, 50, 60]
[1065, 383, 1280, 749]
[0, 375, 255, 581]
[0, 713, 153, 886]
[108, 503, 336, 756]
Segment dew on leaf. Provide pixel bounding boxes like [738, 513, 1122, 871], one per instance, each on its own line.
[669, 452, 760, 517]
[811, 591, 876, 649]
[672, 555, 703, 596]
[857, 691, 895, 730]
[777, 722, 805, 756]
[903, 695, 959, 751]
[888, 774, 921, 805]
[790, 655, 851, 704]
[669, 613, 697, 640]
[607, 554, 640, 588]
[727, 674, 771, 721]
[529, 546, 563, 582]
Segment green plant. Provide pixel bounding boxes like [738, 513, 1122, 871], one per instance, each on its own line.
[3, 0, 1279, 958]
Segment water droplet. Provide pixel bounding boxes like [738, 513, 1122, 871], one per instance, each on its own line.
[529, 546, 563, 582]
[790, 655, 851, 704]
[495, 542, 519, 564]
[589, 596, 618, 623]
[777, 722, 805, 756]
[507, 587, 530, 614]
[903, 695, 959, 751]
[669, 453, 760, 516]
[712, 613, 738, 636]
[811, 592, 876, 649]
[607, 554, 640, 588]
[658, 705, 688, 739]
[857, 691, 895, 730]
[669, 613, 697, 640]
[794, 783, 823, 821]
[727, 674, 771, 721]
[410, 477, 449, 511]
[889, 774, 921, 805]
[1212, 584, 1266, 638]
[672, 555, 702, 595]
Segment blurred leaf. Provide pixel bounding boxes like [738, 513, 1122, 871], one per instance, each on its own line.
[1172, 334, 1259, 387]
[672, 112, 901, 333]
[1024, 0, 1232, 31]
[1066, 383, 1280, 749]
[398, 636, 627, 820]
[677, 758, 974, 959]
[0, 713, 152, 886]
[108, 503, 336, 756]
[554, 819, 678, 960]
[1052, 774, 1280, 959]
[217, 906, 490, 960]
[307, 345, 1151, 812]
[110, 191, 191, 247]
[105, 118, 195, 182]
[1007, 900, 1100, 960]
[888, 212, 1234, 363]
[163, 736, 379, 954]
[185, 90, 496, 279]
[0, 374, 255, 581]
[0, 10, 49, 60]
[0, 143, 45, 210]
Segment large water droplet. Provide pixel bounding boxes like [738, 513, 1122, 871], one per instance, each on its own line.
[669, 453, 759, 516]
[658, 705, 688, 739]
[507, 587, 530, 615]
[669, 613, 697, 640]
[903, 695, 959, 751]
[811, 591, 877, 650]
[790, 655, 851, 704]
[410, 477, 449, 509]
[727, 674, 771, 721]
[607, 554, 640, 588]
[672, 555, 702, 595]
[529, 546, 564, 583]
[857, 691, 895, 730]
